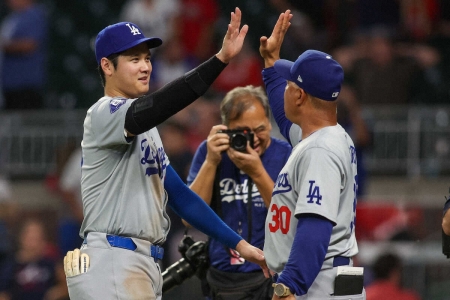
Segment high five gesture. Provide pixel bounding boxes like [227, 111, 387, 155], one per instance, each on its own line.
[216, 7, 249, 63]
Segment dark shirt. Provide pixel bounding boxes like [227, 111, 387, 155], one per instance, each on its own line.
[187, 138, 291, 272]
[0, 256, 56, 300]
[1, 4, 49, 91]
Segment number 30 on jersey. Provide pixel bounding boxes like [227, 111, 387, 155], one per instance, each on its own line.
[268, 204, 292, 234]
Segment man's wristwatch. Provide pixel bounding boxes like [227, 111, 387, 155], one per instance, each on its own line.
[272, 283, 292, 297]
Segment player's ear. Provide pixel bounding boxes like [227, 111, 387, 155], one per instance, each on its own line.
[296, 87, 306, 107]
[101, 57, 113, 76]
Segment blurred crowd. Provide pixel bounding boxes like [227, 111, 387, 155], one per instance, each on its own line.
[1, 0, 450, 109]
[0, 0, 449, 298]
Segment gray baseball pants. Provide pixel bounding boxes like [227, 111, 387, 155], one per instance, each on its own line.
[67, 232, 163, 300]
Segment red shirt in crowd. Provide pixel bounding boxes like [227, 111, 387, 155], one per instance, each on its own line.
[365, 280, 421, 300]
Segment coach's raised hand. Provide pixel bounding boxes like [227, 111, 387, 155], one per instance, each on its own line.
[259, 10, 293, 68]
[216, 7, 248, 64]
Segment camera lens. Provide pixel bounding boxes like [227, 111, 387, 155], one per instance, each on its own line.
[230, 133, 247, 151]
[162, 258, 195, 293]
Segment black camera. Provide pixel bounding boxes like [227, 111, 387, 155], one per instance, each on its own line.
[218, 129, 254, 152]
[162, 235, 209, 293]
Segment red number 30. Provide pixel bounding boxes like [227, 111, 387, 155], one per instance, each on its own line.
[268, 204, 292, 234]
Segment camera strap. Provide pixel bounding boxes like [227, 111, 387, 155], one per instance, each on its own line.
[246, 177, 253, 244]
[211, 163, 222, 217]
[211, 162, 254, 246]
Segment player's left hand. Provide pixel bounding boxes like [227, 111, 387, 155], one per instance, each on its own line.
[227, 143, 264, 178]
[235, 239, 269, 278]
[216, 7, 248, 63]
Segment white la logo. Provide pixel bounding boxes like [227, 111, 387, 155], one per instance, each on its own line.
[332, 92, 339, 97]
[126, 23, 141, 35]
[297, 75, 303, 82]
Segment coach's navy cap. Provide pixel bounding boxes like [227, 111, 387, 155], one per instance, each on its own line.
[274, 50, 344, 101]
[95, 22, 162, 64]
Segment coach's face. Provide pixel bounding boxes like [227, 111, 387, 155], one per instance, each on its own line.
[109, 43, 152, 99]
[228, 98, 272, 156]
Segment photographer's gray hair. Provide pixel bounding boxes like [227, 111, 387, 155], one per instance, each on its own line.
[220, 85, 270, 126]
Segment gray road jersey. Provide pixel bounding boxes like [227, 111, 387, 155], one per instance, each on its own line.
[264, 124, 359, 273]
[80, 96, 170, 244]
[288, 124, 302, 146]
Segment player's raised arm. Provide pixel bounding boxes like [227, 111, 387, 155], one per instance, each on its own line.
[216, 7, 248, 63]
[125, 8, 248, 136]
[259, 10, 292, 68]
[260, 10, 298, 145]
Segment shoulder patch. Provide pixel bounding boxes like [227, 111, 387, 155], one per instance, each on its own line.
[109, 98, 127, 114]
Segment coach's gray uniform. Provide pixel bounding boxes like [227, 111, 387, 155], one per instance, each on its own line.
[265, 124, 364, 299]
[67, 96, 169, 300]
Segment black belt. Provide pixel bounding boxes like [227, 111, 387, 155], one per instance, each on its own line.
[333, 256, 350, 267]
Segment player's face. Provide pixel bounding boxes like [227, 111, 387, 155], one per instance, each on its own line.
[227, 99, 272, 156]
[111, 43, 152, 98]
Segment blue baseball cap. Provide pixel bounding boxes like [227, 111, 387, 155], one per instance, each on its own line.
[95, 22, 162, 64]
[273, 50, 344, 101]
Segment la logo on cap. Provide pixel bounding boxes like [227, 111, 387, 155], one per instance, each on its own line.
[332, 92, 339, 97]
[126, 23, 141, 35]
[297, 75, 303, 82]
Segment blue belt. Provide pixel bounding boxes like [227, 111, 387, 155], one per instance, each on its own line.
[84, 234, 164, 262]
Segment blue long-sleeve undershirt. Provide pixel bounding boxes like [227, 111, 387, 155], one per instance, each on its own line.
[262, 67, 293, 145]
[277, 214, 333, 296]
[164, 165, 242, 249]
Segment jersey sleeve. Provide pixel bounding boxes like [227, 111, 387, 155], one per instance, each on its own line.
[89, 98, 134, 147]
[186, 140, 207, 185]
[294, 147, 342, 225]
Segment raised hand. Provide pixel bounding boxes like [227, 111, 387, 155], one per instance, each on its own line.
[259, 10, 293, 67]
[216, 7, 249, 63]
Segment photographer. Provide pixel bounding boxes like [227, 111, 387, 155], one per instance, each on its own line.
[185, 85, 292, 299]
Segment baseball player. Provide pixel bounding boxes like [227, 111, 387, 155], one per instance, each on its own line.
[64, 8, 269, 300]
[259, 11, 365, 299]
